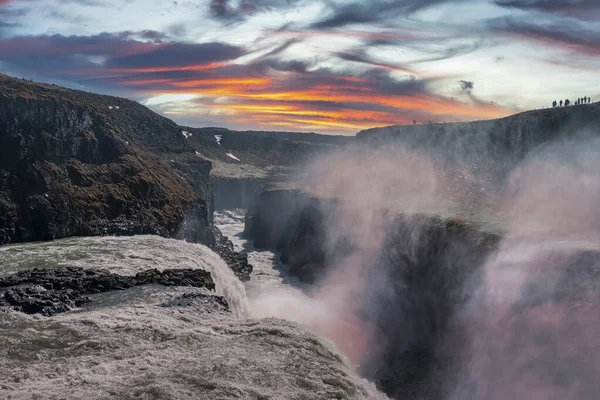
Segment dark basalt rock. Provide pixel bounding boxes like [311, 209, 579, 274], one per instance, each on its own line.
[162, 292, 229, 311]
[0, 266, 215, 316]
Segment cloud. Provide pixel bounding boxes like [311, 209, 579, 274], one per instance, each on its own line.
[336, 50, 415, 74]
[105, 42, 246, 70]
[311, 0, 456, 29]
[489, 16, 600, 57]
[209, 0, 303, 22]
[0, 29, 514, 133]
[460, 80, 474, 91]
[495, 0, 600, 17]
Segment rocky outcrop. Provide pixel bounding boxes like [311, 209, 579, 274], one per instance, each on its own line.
[0, 266, 217, 316]
[0, 74, 214, 245]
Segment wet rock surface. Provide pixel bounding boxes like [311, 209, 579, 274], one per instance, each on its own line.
[0, 266, 215, 316]
[162, 292, 229, 311]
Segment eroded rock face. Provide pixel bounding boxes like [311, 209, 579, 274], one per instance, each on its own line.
[243, 188, 501, 398]
[0, 74, 213, 246]
[0, 266, 216, 316]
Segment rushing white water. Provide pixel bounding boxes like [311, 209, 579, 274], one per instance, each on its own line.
[0, 230, 387, 399]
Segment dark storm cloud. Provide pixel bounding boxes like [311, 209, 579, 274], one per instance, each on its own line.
[489, 17, 600, 56]
[311, 0, 455, 29]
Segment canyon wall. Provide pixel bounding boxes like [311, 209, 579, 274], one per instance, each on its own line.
[244, 103, 600, 399]
[0, 74, 214, 245]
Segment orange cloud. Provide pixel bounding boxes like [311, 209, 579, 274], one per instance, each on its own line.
[136, 75, 512, 132]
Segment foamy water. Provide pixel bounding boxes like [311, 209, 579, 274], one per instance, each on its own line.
[0, 230, 387, 400]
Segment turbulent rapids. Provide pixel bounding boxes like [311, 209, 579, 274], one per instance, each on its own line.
[0, 227, 386, 399]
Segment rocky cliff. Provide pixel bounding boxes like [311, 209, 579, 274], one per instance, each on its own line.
[243, 186, 500, 398]
[0, 74, 214, 245]
[357, 103, 600, 178]
[181, 126, 348, 210]
[243, 102, 600, 398]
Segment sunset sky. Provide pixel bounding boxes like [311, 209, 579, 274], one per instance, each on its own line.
[1, 0, 599, 134]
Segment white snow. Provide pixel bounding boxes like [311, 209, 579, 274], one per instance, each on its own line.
[115, 106, 120, 109]
[215, 135, 222, 145]
[182, 131, 192, 139]
[226, 153, 241, 162]
[108, 106, 113, 110]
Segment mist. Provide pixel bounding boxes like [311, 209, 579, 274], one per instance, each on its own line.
[246, 129, 600, 399]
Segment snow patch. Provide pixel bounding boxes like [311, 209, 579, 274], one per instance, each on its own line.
[182, 131, 192, 139]
[108, 106, 113, 110]
[215, 135, 222, 145]
[226, 153, 241, 162]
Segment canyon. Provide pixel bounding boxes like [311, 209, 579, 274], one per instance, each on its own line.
[1, 73, 600, 399]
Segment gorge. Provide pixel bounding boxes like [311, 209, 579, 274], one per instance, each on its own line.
[1, 73, 600, 400]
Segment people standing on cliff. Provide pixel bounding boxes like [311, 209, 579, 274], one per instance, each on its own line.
[560, 100, 564, 107]
[552, 100, 557, 107]
[565, 99, 571, 106]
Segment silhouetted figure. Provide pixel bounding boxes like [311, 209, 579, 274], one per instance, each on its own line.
[565, 99, 571, 106]
[413, 120, 416, 125]
[552, 100, 557, 107]
[589, 97, 592, 104]
[560, 100, 563, 107]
